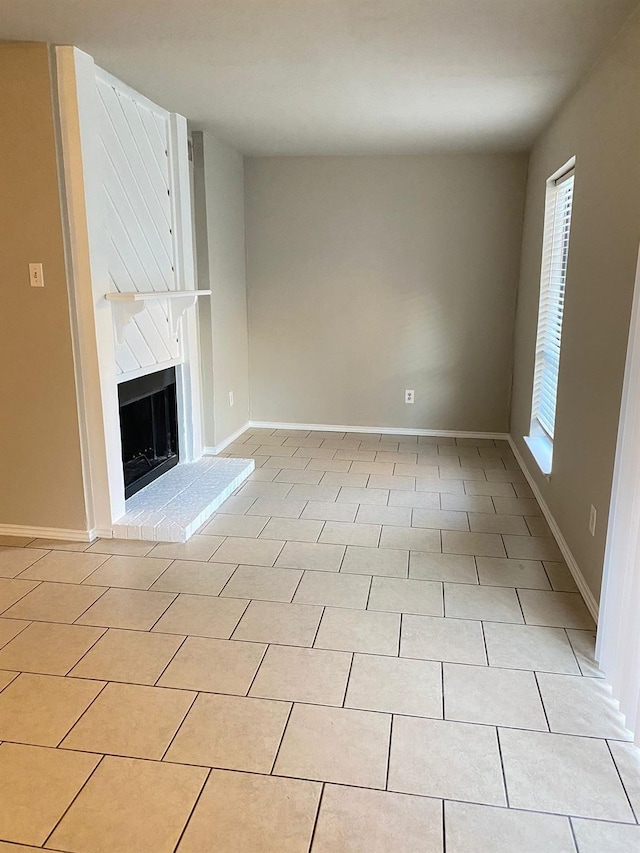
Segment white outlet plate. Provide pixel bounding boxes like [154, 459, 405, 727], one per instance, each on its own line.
[229, 391, 234, 407]
[29, 263, 44, 287]
[589, 504, 597, 536]
[405, 390, 415, 404]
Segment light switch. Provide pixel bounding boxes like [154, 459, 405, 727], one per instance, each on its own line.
[29, 263, 44, 287]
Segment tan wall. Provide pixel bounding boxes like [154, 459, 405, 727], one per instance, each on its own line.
[192, 131, 250, 447]
[510, 12, 640, 603]
[244, 154, 528, 431]
[0, 43, 87, 531]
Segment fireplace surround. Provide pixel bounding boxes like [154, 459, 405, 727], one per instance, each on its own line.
[51, 47, 253, 541]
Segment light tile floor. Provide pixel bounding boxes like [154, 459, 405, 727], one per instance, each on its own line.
[0, 428, 638, 852]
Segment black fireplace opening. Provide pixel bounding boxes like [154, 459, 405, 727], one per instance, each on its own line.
[118, 367, 179, 500]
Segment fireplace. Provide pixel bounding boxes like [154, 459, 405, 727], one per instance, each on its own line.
[118, 367, 179, 499]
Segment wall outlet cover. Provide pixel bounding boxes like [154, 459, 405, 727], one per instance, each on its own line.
[29, 263, 44, 287]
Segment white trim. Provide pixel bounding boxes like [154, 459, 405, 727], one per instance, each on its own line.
[548, 155, 577, 186]
[507, 436, 599, 622]
[55, 46, 118, 533]
[0, 524, 97, 543]
[62, 46, 128, 526]
[248, 421, 509, 440]
[168, 111, 204, 463]
[597, 245, 640, 742]
[115, 358, 183, 384]
[105, 290, 211, 302]
[90, 527, 115, 539]
[523, 434, 553, 477]
[203, 422, 252, 456]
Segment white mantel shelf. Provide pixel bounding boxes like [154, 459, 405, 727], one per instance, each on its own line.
[105, 290, 212, 302]
[105, 290, 211, 344]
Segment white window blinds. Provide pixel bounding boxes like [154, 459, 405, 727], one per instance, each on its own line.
[531, 167, 575, 440]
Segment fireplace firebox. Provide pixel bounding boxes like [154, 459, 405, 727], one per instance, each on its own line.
[118, 367, 179, 499]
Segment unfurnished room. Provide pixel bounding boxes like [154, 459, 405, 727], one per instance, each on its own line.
[0, 1, 640, 851]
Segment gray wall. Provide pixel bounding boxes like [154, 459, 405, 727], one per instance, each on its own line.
[245, 154, 528, 431]
[192, 131, 250, 448]
[0, 42, 87, 532]
[510, 10, 640, 603]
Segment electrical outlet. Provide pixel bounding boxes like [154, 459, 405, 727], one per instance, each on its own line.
[405, 390, 415, 404]
[29, 263, 44, 288]
[589, 505, 597, 536]
[228, 391, 234, 407]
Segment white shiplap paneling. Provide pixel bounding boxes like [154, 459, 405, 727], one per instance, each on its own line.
[97, 72, 180, 376]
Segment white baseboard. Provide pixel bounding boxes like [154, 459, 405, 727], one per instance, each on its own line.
[90, 527, 114, 540]
[203, 422, 251, 456]
[507, 436, 599, 622]
[0, 524, 96, 543]
[248, 421, 509, 441]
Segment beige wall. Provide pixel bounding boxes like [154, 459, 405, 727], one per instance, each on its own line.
[192, 131, 250, 447]
[245, 154, 527, 431]
[510, 11, 640, 603]
[0, 43, 88, 531]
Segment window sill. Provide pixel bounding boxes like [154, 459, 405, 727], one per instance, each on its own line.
[524, 435, 553, 477]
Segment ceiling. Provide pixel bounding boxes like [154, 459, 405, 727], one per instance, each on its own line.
[1, 0, 638, 154]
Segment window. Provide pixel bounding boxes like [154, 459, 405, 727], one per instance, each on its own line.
[526, 158, 575, 474]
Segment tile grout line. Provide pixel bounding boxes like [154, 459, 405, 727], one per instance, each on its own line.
[563, 628, 586, 676]
[495, 727, 510, 808]
[532, 671, 552, 733]
[228, 598, 257, 641]
[54, 678, 111, 748]
[364, 575, 374, 610]
[42, 753, 107, 848]
[310, 606, 326, 649]
[147, 556, 179, 592]
[0, 579, 45, 616]
[152, 634, 190, 687]
[160, 689, 200, 761]
[384, 712, 394, 793]
[144, 592, 182, 633]
[13, 547, 57, 574]
[245, 642, 275, 698]
[567, 816, 580, 852]
[479, 619, 490, 668]
[289, 568, 308, 604]
[0, 618, 32, 653]
[306, 782, 325, 853]
[441, 797, 448, 852]
[513, 588, 528, 626]
[62, 626, 109, 676]
[605, 738, 639, 824]
[341, 653, 355, 708]
[269, 701, 295, 775]
[170, 766, 212, 853]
